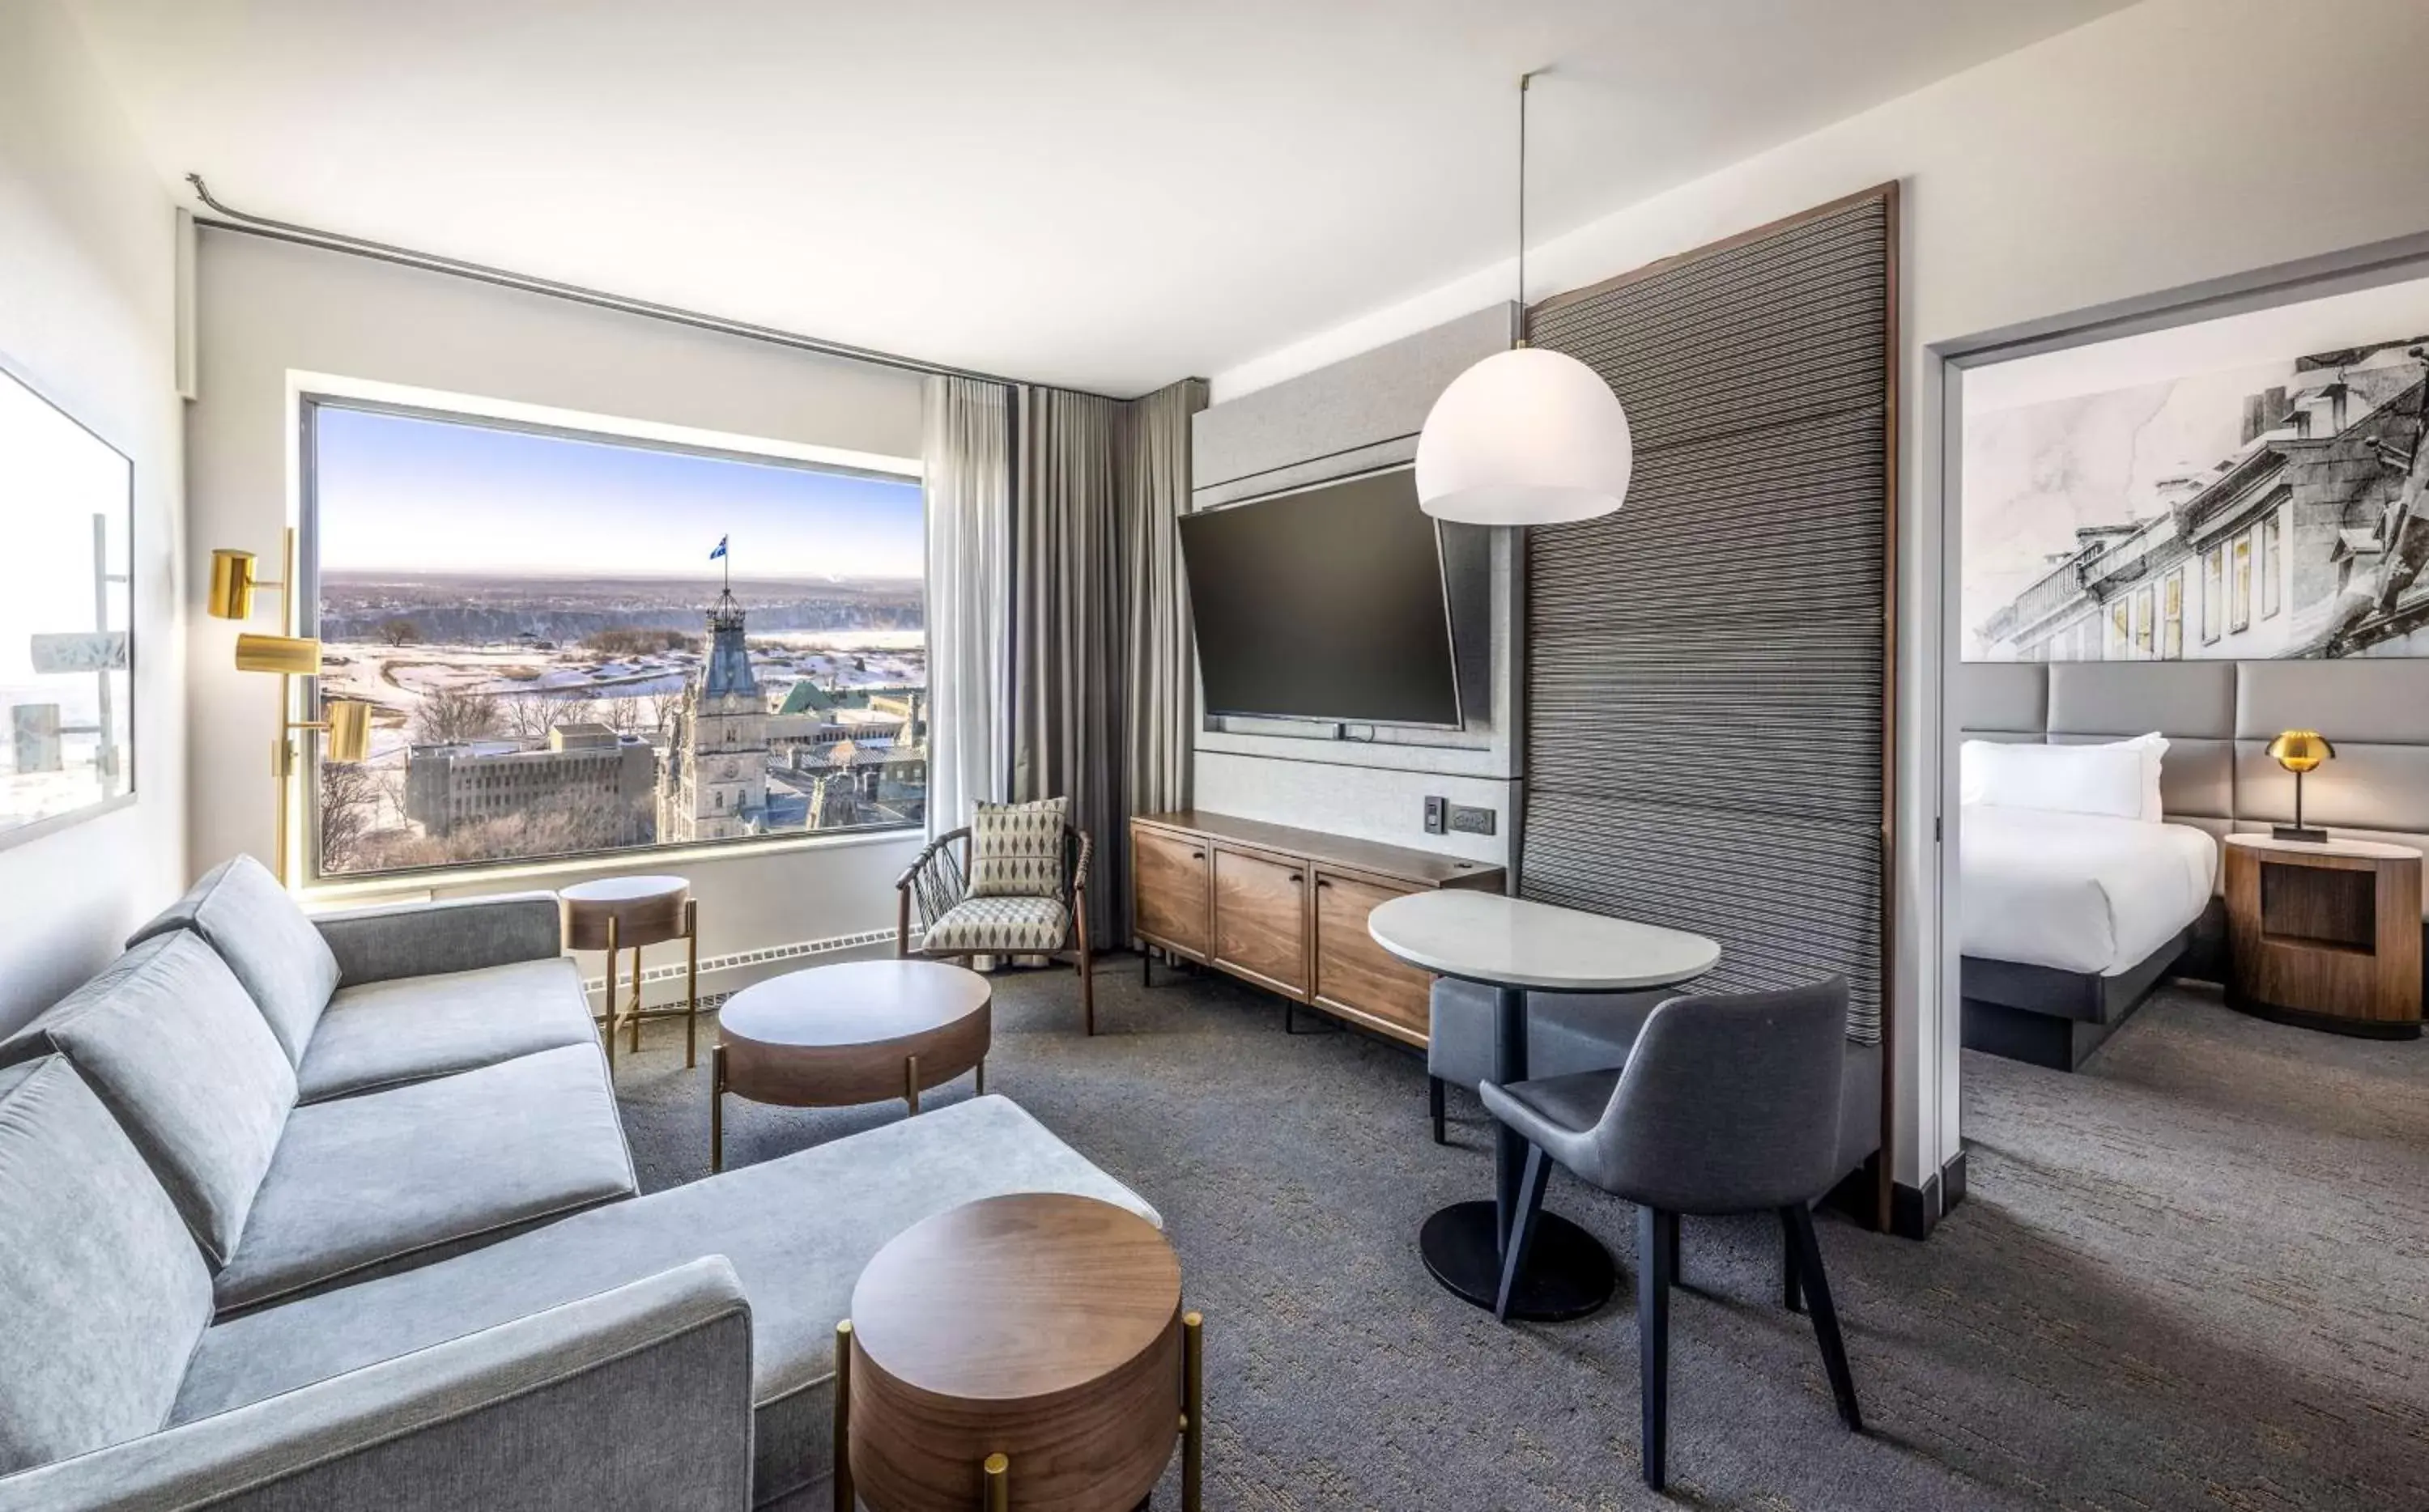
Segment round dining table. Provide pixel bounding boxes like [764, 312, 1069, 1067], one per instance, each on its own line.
[1369, 890, 1720, 1321]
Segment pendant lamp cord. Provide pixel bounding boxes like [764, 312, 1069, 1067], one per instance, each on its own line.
[1516, 72, 1533, 349]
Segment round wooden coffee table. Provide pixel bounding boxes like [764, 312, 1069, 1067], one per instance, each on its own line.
[559, 874, 698, 1069]
[837, 1193, 1202, 1512]
[711, 959, 990, 1171]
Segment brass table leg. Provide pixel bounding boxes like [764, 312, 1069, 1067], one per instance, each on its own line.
[832, 1319, 853, 1512]
[602, 915, 620, 1068]
[976, 1057, 986, 1096]
[905, 1052, 921, 1115]
[1182, 1309, 1204, 1510]
[711, 1043, 727, 1173]
[683, 899, 700, 1069]
[982, 1453, 1010, 1512]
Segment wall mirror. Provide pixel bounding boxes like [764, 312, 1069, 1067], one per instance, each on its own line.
[0, 356, 134, 850]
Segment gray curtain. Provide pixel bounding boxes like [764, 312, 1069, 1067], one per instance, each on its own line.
[1010, 378, 1207, 948]
[1117, 379, 1208, 937]
[920, 376, 1014, 834]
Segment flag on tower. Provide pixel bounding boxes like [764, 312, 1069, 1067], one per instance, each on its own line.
[709, 535, 728, 561]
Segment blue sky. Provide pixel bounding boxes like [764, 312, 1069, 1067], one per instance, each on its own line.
[315, 406, 924, 578]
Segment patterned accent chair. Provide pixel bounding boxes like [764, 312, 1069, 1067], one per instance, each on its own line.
[895, 797, 1097, 1034]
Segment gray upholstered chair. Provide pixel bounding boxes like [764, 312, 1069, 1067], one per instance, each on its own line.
[895, 810, 1096, 1034]
[1481, 978, 1863, 1492]
[1424, 978, 1661, 1144]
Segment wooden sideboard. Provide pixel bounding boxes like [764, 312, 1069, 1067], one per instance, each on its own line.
[1129, 809, 1504, 1046]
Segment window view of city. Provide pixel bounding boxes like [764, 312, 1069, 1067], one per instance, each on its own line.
[309, 403, 925, 877]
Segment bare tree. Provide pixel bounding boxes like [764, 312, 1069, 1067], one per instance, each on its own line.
[376, 618, 420, 648]
[553, 697, 599, 730]
[605, 695, 641, 735]
[316, 761, 397, 873]
[411, 686, 503, 745]
[500, 693, 555, 741]
[646, 690, 684, 734]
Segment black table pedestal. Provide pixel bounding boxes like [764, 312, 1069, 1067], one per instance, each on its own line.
[1419, 982, 1618, 1322]
[1419, 1200, 1615, 1321]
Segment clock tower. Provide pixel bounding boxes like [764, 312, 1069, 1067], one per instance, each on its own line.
[661, 588, 768, 843]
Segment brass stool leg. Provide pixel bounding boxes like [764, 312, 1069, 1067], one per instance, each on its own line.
[627, 944, 643, 1054]
[832, 1320, 853, 1512]
[905, 1052, 921, 1115]
[602, 916, 620, 1068]
[711, 1043, 726, 1173]
[1182, 1310, 1203, 1510]
[683, 899, 700, 1069]
[982, 1453, 1009, 1512]
[976, 1057, 987, 1096]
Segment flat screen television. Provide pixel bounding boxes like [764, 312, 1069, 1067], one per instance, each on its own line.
[1178, 467, 1464, 728]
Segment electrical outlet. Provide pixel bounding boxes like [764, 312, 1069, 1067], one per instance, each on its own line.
[1447, 803, 1497, 837]
[1423, 796, 1447, 835]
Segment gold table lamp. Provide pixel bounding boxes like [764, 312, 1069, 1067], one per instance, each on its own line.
[208, 527, 373, 884]
[2266, 729, 2335, 844]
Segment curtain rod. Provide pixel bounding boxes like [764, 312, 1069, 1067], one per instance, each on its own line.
[185, 172, 1126, 401]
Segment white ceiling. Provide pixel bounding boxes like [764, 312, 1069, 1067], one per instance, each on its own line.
[69, 0, 2129, 396]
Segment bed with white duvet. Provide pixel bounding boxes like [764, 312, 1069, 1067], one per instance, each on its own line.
[1960, 805, 2216, 975]
[1958, 734, 2222, 1069]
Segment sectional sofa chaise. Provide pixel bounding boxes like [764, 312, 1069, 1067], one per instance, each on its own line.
[0, 856, 1156, 1510]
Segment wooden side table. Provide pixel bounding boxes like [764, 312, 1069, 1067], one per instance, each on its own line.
[837, 1192, 1202, 1512]
[711, 960, 990, 1172]
[2223, 835, 2423, 1039]
[559, 875, 699, 1068]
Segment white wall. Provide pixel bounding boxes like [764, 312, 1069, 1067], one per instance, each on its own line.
[0, 2, 186, 1035]
[1210, 0, 2429, 1196]
[186, 231, 929, 989]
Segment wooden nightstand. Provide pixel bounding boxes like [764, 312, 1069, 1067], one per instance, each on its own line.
[2223, 835, 2423, 1039]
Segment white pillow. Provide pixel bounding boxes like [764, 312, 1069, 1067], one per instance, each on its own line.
[2099, 732, 2169, 822]
[1959, 739, 2149, 822]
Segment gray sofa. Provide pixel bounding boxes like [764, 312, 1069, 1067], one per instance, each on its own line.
[0, 856, 1157, 1510]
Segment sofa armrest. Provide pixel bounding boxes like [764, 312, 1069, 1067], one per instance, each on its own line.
[0, 1258, 754, 1512]
[312, 892, 564, 987]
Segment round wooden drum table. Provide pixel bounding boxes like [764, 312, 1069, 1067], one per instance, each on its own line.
[559, 874, 697, 1069]
[837, 1193, 1202, 1512]
[712, 960, 990, 1172]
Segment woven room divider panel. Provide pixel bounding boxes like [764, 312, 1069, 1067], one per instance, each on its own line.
[1521, 186, 1895, 1046]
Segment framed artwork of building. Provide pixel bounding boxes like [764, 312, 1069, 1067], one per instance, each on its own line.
[1963, 299, 2429, 663]
[0, 352, 134, 853]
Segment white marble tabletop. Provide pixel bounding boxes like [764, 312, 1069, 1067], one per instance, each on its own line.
[1368, 890, 1720, 992]
[2223, 833, 2422, 862]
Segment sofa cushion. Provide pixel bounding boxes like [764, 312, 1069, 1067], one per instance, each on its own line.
[176, 1094, 1158, 1505]
[966, 796, 1067, 897]
[924, 894, 1070, 953]
[296, 957, 598, 1103]
[0, 1056, 215, 1476]
[4, 932, 296, 1268]
[212, 1043, 636, 1315]
[130, 854, 341, 1068]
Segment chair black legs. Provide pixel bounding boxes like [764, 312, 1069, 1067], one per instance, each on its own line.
[1494, 1143, 1551, 1321]
[1428, 1077, 1447, 1146]
[1780, 1205, 1862, 1433]
[1636, 1205, 1677, 1490]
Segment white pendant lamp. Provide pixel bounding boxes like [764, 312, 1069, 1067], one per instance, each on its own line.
[1416, 74, 1631, 525]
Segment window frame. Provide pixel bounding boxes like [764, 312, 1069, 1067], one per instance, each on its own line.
[2261, 508, 2282, 618]
[296, 385, 927, 890]
[2201, 546, 2223, 643]
[2131, 584, 2155, 658]
[2161, 567, 2184, 660]
[2231, 529, 2254, 633]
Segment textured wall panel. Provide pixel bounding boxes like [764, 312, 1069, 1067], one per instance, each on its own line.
[1523, 193, 1892, 1043]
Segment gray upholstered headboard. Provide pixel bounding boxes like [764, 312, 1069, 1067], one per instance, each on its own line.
[1957, 660, 2429, 915]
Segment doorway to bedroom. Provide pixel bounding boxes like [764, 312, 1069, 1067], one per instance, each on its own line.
[1929, 248, 2429, 1503]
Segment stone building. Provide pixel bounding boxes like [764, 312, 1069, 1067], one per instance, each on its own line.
[659, 588, 771, 842]
[402, 720, 655, 843]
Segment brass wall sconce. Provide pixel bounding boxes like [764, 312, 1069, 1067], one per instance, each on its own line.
[209, 527, 372, 885]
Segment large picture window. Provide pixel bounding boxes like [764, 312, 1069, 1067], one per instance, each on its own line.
[305, 397, 925, 880]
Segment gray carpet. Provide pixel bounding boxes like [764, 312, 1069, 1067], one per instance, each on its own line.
[610, 961, 2429, 1510]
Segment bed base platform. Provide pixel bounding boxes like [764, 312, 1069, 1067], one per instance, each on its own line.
[1960, 904, 2218, 1072]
